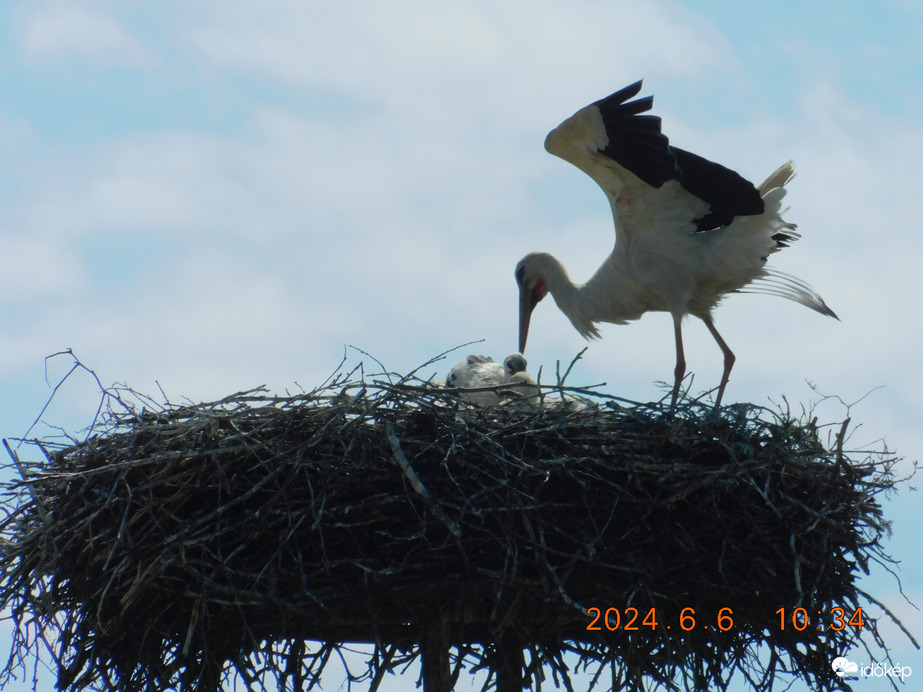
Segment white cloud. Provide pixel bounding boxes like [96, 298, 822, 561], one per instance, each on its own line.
[183, 0, 737, 111]
[19, 4, 151, 66]
[0, 236, 87, 305]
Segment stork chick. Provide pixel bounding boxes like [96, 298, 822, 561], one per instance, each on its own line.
[446, 353, 537, 405]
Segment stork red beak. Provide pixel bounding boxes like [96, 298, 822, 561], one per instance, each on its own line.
[519, 285, 538, 353]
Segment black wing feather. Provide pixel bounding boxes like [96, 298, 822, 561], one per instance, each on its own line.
[593, 86, 676, 188]
[591, 81, 765, 232]
[673, 147, 765, 231]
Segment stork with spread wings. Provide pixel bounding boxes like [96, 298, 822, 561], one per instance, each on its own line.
[515, 80, 837, 406]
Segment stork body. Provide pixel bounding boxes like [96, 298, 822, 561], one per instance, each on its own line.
[516, 81, 837, 406]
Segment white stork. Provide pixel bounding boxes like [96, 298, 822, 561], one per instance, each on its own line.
[515, 80, 837, 407]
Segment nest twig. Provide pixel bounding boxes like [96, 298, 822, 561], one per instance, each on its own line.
[0, 352, 915, 692]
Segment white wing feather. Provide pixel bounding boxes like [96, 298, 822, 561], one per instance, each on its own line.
[544, 104, 708, 245]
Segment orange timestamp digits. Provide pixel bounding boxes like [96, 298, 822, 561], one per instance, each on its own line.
[776, 606, 864, 631]
[586, 607, 734, 632]
[586, 606, 865, 633]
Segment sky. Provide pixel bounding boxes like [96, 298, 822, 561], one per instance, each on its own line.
[0, 0, 921, 690]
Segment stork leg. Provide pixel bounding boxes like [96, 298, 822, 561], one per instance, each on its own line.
[702, 316, 736, 407]
[671, 313, 686, 406]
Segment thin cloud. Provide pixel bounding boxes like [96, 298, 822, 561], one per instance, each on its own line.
[19, 4, 152, 66]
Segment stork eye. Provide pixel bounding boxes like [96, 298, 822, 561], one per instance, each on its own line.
[515, 265, 526, 286]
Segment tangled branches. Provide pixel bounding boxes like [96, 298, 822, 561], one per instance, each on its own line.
[0, 353, 914, 691]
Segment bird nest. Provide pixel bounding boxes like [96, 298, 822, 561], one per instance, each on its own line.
[0, 353, 914, 692]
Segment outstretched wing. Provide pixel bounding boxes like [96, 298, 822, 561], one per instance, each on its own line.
[543, 80, 764, 241]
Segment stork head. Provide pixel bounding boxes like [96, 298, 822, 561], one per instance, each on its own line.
[515, 255, 549, 353]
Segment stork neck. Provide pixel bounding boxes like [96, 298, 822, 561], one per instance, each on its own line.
[530, 253, 596, 337]
[534, 254, 578, 307]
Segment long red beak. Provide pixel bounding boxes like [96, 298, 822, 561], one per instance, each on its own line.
[519, 285, 537, 353]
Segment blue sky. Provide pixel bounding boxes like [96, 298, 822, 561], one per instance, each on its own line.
[1, 1, 922, 690]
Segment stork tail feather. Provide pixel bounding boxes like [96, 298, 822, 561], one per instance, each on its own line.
[758, 161, 796, 194]
[740, 269, 839, 319]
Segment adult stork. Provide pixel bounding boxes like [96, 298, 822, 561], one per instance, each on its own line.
[515, 80, 837, 407]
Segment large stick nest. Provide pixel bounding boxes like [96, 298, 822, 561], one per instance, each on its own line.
[0, 355, 913, 691]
